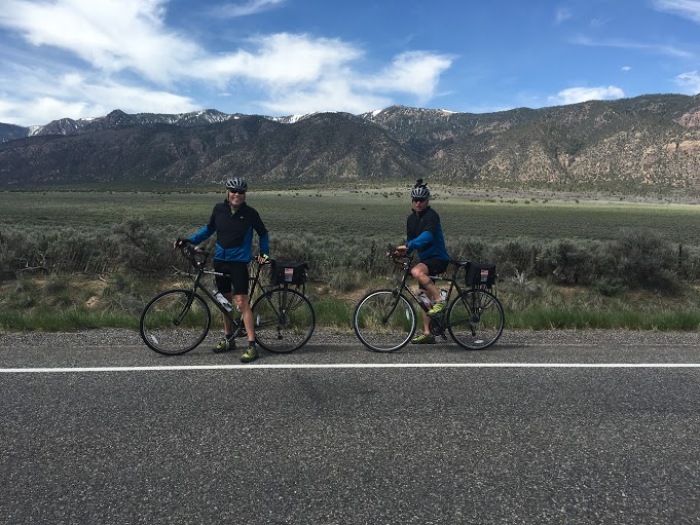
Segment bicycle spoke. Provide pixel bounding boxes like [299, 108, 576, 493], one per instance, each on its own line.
[252, 288, 315, 353]
[447, 289, 504, 350]
[140, 290, 211, 355]
[353, 290, 416, 352]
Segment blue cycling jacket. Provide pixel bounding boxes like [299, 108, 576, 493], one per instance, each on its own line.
[406, 206, 450, 262]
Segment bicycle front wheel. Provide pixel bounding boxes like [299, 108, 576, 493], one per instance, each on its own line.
[353, 289, 416, 352]
[140, 289, 211, 355]
[252, 288, 315, 353]
[447, 289, 505, 350]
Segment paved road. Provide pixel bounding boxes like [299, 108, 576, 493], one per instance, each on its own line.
[1, 329, 699, 524]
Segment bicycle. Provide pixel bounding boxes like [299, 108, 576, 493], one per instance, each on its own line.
[352, 249, 505, 352]
[140, 245, 315, 356]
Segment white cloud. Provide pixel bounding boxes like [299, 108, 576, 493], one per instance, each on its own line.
[0, 0, 454, 125]
[193, 33, 362, 86]
[260, 78, 391, 116]
[188, 33, 446, 115]
[214, 0, 286, 18]
[652, 0, 700, 23]
[554, 7, 573, 25]
[570, 35, 693, 59]
[0, 0, 201, 84]
[252, 48, 454, 115]
[590, 17, 612, 28]
[0, 65, 198, 125]
[361, 51, 454, 102]
[548, 86, 625, 106]
[675, 71, 700, 93]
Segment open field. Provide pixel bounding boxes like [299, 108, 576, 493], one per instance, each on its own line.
[2, 188, 700, 332]
[3, 188, 700, 244]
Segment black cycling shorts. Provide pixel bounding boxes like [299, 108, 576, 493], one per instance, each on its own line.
[420, 258, 450, 277]
[213, 260, 249, 296]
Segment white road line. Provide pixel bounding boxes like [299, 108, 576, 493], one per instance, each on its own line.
[1, 363, 700, 373]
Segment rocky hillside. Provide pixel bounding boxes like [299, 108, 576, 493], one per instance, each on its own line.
[2, 94, 700, 192]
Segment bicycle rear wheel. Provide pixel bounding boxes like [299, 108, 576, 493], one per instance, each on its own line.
[353, 289, 416, 352]
[447, 289, 504, 350]
[252, 288, 315, 353]
[140, 289, 211, 355]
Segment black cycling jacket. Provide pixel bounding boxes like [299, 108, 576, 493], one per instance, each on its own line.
[406, 206, 450, 262]
[189, 201, 270, 262]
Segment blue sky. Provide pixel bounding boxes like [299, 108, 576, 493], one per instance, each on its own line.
[1, 0, 700, 126]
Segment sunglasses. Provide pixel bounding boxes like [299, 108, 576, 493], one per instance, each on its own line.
[412, 197, 427, 203]
[229, 190, 246, 195]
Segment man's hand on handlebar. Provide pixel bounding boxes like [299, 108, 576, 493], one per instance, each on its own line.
[256, 253, 270, 264]
[173, 238, 190, 249]
[386, 244, 408, 260]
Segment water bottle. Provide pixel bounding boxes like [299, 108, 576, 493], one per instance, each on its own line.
[213, 289, 233, 312]
[440, 289, 448, 302]
[418, 290, 432, 308]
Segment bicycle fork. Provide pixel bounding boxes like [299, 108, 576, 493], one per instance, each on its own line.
[173, 291, 198, 326]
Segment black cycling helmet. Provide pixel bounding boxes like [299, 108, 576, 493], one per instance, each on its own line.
[225, 177, 248, 192]
[411, 179, 430, 200]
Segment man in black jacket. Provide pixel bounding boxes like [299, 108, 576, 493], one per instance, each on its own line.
[396, 179, 450, 344]
[179, 177, 270, 362]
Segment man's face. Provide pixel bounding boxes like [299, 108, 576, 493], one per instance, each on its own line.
[412, 197, 429, 212]
[228, 189, 246, 207]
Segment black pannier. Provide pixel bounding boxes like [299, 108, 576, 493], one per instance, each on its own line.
[465, 262, 496, 288]
[272, 260, 308, 285]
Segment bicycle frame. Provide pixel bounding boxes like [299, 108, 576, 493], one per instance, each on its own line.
[352, 251, 504, 352]
[389, 254, 471, 314]
[141, 245, 316, 355]
[178, 246, 306, 333]
[187, 247, 265, 313]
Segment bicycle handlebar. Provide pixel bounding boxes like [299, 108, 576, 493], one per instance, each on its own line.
[175, 244, 208, 269]
[386, 244, 412, 263]
[175, 241, 272, 271]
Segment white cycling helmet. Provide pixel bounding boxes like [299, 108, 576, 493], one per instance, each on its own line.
[225, 177, 248, 192]
[411, 179, 430, 200]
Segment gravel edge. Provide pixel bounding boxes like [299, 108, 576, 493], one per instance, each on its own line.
[1, 328, 699, 349]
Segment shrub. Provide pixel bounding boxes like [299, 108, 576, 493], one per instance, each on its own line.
[112, 218, 175, 274]
[535, 239, 598, 285]
[491, 239, 538, 276]
[604, 229, 679, 290]
[593, 277, 627, 297]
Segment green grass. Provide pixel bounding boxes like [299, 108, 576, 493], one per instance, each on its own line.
[3, 188, 700, 332]
[0, 307, 138, 332]
[507, 307, 700, 331]
[312, 297, 354, 329]
[3, 188, 700, 243]
[5, 300, 700, 333]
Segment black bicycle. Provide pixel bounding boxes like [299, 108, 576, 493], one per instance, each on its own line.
[140, 245, 315, 355]
[353, 250, 505, 352]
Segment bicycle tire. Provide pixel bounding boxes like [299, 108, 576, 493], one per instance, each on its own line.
[353, 289, 417, 352]
[252, 288, 315, 353]
[140, 289, 211, 355]
[447, 289, 505, 350]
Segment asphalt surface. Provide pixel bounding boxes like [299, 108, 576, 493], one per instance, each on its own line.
[1, 329, 699, 524]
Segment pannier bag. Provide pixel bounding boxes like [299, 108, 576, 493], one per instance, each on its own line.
[465, 262, 496, 288]
[272, 261, 309, 285]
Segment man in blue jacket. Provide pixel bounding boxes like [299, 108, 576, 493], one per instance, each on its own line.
[396, 179, 450, 344]
[179, 177, 270, 362]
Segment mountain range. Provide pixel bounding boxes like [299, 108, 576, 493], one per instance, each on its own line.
[2, 93, 700, 192]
